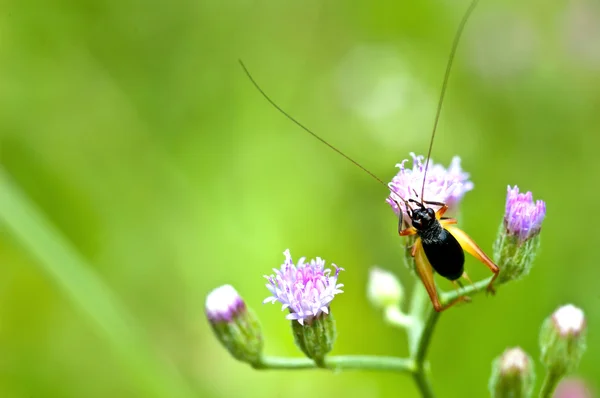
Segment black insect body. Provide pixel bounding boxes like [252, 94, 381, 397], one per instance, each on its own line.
[421, 228, 465, 282]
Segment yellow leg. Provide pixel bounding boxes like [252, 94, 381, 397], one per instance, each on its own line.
[444, 225, 500, 294]
[434, 203, 449, 218]
[440, 218, 457, 225]
[461, 271, 475, 288]
[400, 226, 417, 236]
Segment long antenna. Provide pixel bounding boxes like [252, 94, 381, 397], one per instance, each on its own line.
[420, 0, 480, 201]
[239, 59, 390, 190]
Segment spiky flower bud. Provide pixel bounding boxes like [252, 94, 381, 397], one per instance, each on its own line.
[205, 285, 263, 364]
[264, 249, 343, 363]
[540, 304, 587, 377]
[489, 347, 535, 398]
[494, 185, 546, 283]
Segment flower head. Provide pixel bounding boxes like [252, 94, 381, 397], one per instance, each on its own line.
[205, 284, 263, 364]
[205, 284, 246, 323]
[264, 249, 344, 325]
[489, 347, 535, 398]
[504, 185, 546, 242]
[387, 153, 473, 221]
[552, 304, 586, 337]
[540, 304, 587, 376]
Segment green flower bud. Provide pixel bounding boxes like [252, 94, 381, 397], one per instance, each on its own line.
[291, 312, 336, 365]
[489, 347, 535, 398]
[205, 285, 263, 365]
[540, 304, 587, 377]
[367, 267, 404, 309]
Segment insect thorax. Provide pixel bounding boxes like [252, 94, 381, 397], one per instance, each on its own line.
[411, 207, 444, 244]
[415, 220, 444, 244]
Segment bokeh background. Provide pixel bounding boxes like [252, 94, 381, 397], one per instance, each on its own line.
[0, 0, 598, 396]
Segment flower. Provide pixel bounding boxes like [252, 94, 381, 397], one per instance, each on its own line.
[494, 186, 546, 283]
[205, 285, 263, 364]
[489, 347, 535, 398]
[504, 185, 546, 243]
[205, 284, 246, 323]
[540, 304, 587, 377]
[386, 153, 473, 222]
[553, 378, 593, 398]
[551, 304, 586, 337]
[264, 249, 344, 325]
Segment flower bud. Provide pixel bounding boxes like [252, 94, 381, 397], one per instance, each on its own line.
[489, 347, 535, 398]
[494, 186, 546, 283]
[205, 284, 263, 364]
[553, 378, 593, 398]
[291, 312, 336, 365]
[540, 304, 587, 377]
[367, 267, 404, 309]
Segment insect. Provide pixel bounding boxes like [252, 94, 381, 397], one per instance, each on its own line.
[239, 0, 499, 312]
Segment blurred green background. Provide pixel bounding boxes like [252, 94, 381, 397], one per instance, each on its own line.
[0, 0, 598, 396]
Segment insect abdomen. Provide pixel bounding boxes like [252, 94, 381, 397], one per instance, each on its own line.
[421, 228, 465, 281]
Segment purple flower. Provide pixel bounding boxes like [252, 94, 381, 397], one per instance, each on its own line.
[264, 249, 344, 325]
[504, 186, 546, 242]
[387, 153, 473, 221]
[205, 284, 246, 323]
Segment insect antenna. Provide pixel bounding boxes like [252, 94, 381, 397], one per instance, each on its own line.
[238, 59, 410, 208]
[420, 0, 480, 202]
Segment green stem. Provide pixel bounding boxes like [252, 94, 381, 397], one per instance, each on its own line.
[440, 276, 494, 303]
[414, 307, 441, 365]
[254, 355, 416, 372]
[408, 274, 496, 398]
[413, 370, 435, 398]
[409, 285, 440, 398]
[538, 371, 562, 398]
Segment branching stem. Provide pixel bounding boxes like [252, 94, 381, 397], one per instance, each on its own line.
[253, 273, 501, 397]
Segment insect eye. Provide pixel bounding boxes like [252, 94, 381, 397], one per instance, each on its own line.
[426, 208, 436, 218]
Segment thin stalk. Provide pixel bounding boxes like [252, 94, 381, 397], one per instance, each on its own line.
[254, 355, 416, 372]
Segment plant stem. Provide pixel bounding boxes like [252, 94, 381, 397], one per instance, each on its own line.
[538, 371, 561, 398]
[413, 370, 435, 398]
[408, 274, 495, 398]
[254, 355, 416, 372]
[409, 284, 441, 398]
[441, 275, 494, 303]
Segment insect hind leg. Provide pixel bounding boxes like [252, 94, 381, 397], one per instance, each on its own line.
[414, 238, 470, 312]
[445, 225, 500, 294]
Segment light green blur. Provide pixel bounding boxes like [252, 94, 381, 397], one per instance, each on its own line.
[0, 0, 597, 397]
